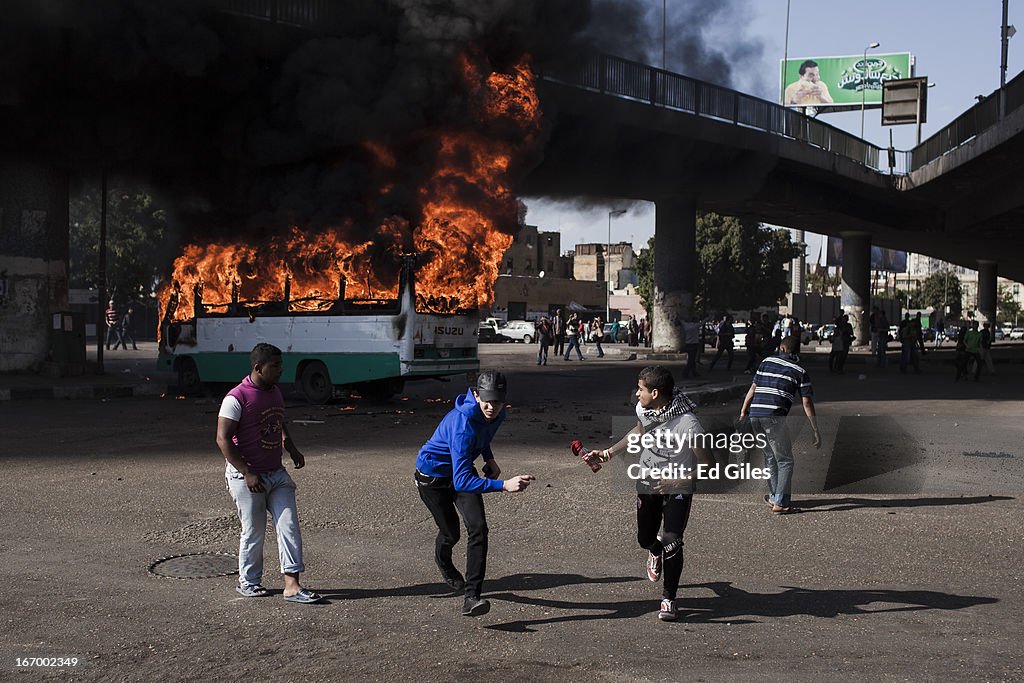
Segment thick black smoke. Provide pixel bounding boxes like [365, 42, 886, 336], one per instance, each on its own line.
[0, 0, 761, 247]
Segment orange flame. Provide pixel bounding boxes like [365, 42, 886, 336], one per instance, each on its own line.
[159, 55, 541, 322]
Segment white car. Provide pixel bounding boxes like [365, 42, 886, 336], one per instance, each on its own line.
[1010, 327, 1024, 340]
[732, 323, 748, 350]
[498, 320, 536, 343]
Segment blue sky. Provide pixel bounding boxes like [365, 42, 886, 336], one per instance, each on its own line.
[524, 0, 1022, 264]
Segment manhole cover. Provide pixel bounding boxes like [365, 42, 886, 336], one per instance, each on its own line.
[148, 552, 238, 579]
[963, 451, 1015, 459]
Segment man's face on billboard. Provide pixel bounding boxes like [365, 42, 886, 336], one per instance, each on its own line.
[802, 66, 820, 82]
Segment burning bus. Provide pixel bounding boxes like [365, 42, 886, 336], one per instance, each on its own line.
[155, 55, 541, 402]
[158, 255, 479, 403]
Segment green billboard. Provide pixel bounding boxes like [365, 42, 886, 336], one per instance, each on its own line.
[780, 53, 913, 108]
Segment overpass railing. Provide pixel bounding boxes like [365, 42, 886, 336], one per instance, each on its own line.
[543, 54, 908, 174]
[912, 69, 1024, 170]
[212, 0, 335, 27]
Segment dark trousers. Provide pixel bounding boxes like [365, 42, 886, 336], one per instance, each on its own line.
[744, 347, 758, 372]
[683, 343, 699, 377]
[637, 492, 693, 601]
[105, 325, 123, 350]
[709, 344, 733, 370]
[416, 471, 489, 597]
[553, 333, 565, 356]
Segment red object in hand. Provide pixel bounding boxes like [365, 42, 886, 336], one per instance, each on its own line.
[570, 439, 602, 472]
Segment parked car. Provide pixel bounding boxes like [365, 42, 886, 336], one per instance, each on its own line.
[732, 323, 748, 350]
[602, 323, 629, 343]
[498, 320, 536, 343]
[1010, 327, 1024, 340]
[993, 327, 1005, 341]
[818, 323, 837, 341]
[477, 323, 500, 343]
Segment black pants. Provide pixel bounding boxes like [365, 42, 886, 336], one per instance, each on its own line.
[637, 492, 693, 601]
[416, 470, 488, 597]
[709, 344, 733, 370]
[553, 333, 565, 356]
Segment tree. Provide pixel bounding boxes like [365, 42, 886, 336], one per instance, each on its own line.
[918, 270, 963, 320]
[806, 266, 841, 297]
[635, 212, 801, 316]
[997, 284, 1021, 325]
[69, 183, 169, 302]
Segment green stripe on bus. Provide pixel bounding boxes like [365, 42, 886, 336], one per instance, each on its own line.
[163, 352, 401, 385]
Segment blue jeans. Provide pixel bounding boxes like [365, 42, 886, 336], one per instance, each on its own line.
[563, 335, 584, 360]
[226, 465, 305, 587]
[751, 417, 793, 507]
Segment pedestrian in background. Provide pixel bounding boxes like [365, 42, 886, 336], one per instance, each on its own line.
[876, 309, 890, 368]
[590, 317, 605, 358]
[536, 317, 553, 366]
[828, 315, 846, 374]
[563, 312, 585, 361]
[104, 300, 123, 350]
[980, 322, 995, 375]
[552, 309, 566, 357]
[709, 314, 734, 371]
[119, 302, 139, 351]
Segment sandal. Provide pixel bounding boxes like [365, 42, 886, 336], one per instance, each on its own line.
[283, 588, 323, 604]
[236, 584, 269, 598]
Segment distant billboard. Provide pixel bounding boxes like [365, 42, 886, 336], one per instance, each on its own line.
[827, 237, 907, 272]
[780, 53, 913, 109]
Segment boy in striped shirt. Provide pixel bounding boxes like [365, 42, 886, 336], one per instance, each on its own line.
[739, 335, 821, 514]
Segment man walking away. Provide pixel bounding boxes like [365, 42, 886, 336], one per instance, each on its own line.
[709, 315, 735, 371]
[980, 322, 995, 375]
[119, 303, 139, 351]
[740, 336, 821, 514]
[964, 321, 983, 381]
[216, 343, 321, 604]
[414, 370, 534, 616]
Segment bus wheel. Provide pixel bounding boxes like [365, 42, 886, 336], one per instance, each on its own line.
[299, 361, 333, 404]
[176, 357, 202, 396]
[360, 378, 404, 402]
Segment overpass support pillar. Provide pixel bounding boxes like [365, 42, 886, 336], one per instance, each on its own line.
[840, 232, 871, 346]
[976, 260, 998, 325]
[652, 197, 696, 352]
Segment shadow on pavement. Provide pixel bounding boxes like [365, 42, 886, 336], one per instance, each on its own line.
[317, 572, 641, 603]
[794, 495, 1014, 512]
[485, 581, 998, 632]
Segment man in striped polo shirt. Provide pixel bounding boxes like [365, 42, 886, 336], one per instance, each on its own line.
[739, 335, 821, 514]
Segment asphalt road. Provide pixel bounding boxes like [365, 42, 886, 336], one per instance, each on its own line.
[2, 342, 1022, 682]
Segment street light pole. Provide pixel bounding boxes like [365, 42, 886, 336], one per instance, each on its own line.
[860, 42, 880, 139]
[607, 209, 626, 321]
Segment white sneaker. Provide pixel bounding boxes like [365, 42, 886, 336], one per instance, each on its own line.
[658, 598, 678, 621]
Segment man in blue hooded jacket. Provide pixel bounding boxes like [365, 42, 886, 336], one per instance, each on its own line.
[415, 370, 535, 616]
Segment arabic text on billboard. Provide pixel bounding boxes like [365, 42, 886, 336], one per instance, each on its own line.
[780, 53, 912, 108]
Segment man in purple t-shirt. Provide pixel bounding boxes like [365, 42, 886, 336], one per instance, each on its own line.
[216, 343, 321, 603]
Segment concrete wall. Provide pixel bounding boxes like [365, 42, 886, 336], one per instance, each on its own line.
[492, 275, 606, 319]
[0, 159, 69, 372]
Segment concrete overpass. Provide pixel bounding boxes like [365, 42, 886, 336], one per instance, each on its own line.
[524, 55, 1024, 349]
